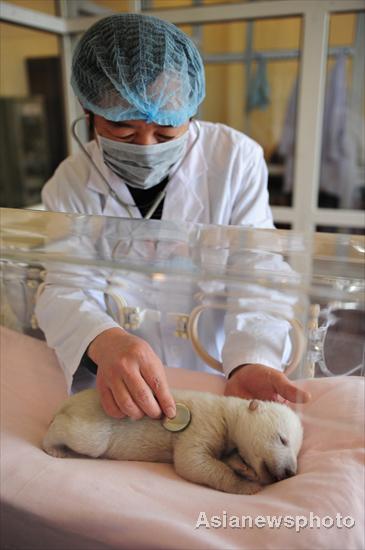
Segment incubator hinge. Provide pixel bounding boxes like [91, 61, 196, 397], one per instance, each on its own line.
[174, 314, 190, 339]
[26, 266, 45, 330]
[120, 307, 142, 330]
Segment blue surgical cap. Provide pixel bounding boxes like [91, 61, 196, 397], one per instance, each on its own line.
[71, 13, 205, 127]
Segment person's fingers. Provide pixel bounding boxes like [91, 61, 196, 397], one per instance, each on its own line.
[276, 395, 290, 405]
[97, 381, 126, 419]
[141, 365, 176, 418]
[123, 369, 162, 418]
[109, 376, 145, 420]
[293, 387, 311, 403]
[273, 374, 311, 404]
[224, 382, 255, 400]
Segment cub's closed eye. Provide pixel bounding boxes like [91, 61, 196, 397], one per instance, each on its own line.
[279, 435, 288, 446]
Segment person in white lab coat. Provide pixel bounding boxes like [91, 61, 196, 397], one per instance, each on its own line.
[36, 14, 310, 421]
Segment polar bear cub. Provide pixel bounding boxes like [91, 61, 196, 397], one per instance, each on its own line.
[43, 389, 303, 495]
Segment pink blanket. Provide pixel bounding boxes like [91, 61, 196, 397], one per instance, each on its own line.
[1, 326, 364, 549]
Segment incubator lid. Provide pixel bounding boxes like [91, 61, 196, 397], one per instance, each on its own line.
[0, 207, 364, 305]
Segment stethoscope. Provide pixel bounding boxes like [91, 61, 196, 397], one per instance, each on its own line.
[71, 115, 201, 220]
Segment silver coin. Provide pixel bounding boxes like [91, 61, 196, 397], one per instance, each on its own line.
[162, 402, 191, 432]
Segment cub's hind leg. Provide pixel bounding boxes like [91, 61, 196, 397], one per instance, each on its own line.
[42, 414, 110, 459]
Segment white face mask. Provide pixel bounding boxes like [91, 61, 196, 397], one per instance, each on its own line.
[97, 131, 189, 189]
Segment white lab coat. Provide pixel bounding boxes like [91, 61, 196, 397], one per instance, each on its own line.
[36, 120, 292, 389]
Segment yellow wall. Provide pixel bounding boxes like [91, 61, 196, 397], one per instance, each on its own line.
[0, 1, 59, 96]
[0, 23, 59, 96]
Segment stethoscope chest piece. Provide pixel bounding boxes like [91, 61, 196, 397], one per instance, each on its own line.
[162, 402, 191, 432]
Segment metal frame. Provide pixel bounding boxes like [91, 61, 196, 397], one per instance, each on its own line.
[0, 1, 67, 33]
[0, 0, 364, 233]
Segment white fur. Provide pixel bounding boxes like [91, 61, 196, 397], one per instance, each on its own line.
[43, 389, 303, 494]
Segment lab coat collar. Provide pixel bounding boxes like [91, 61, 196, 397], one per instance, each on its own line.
[163, 121, 209, 223]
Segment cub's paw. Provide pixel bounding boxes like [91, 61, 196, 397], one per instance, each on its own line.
[236, 481, 262, 495]
[246, 482, 262, 495]
[42, 444, 70, 458]
[224, 452, 259, 482]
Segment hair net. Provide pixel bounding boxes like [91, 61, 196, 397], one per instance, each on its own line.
[71, 13, 205, 127]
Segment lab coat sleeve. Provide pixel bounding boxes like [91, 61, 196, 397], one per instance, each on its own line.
[36, 174, 120, 390]
[221, 297, 293, 378]
[229, 143, 274, 229]
[35, 284, 119, 391]
[221, 274, 294, 378]
[221, 142, 292, 377]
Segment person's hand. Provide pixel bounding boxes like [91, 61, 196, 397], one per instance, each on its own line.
[224, 363, 311, 404]
[87, 327, 176, 420]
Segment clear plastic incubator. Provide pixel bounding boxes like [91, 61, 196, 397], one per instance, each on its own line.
[0, 208, 364, 550]
[1, 207, 364, 381]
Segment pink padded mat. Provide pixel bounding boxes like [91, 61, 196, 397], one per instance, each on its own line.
[1, 326, 364, 550]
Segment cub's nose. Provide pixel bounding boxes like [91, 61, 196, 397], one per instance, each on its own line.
[270, 463, 297, 481]
[284, 467, 296, 479]
[263, 461, 297, 482]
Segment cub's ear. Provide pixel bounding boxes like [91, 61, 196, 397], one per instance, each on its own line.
[248, 399, 259, 412]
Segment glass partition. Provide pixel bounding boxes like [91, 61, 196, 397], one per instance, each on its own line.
[318, 12, 364, 214]
[1, 208, 363, 380]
